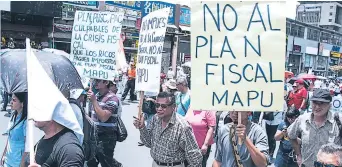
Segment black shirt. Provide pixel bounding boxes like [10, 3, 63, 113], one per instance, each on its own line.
[35, 128, 84, 167]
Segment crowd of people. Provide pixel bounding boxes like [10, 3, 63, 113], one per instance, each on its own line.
[1, 58, 342, 167]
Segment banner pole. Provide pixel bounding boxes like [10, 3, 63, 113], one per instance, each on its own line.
[138, 91, 144, 120]
[238, 112, 242, 145]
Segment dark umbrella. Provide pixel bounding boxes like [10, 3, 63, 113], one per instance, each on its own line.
[1, 49, 84, 93]
[287, 77, 310, 89]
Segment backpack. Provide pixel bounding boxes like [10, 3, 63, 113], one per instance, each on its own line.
[68, 98, 98, 161]
[214, 111, 231, 139]
[142, 98, 157, 115]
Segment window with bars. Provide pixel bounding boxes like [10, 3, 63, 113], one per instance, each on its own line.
[307, 28, 319, 41]
[320, 32, 331, 43]
[290, 24, 305, 38]
[286, 22, 291, 35]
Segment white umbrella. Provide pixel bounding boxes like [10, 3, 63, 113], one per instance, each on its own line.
[42, 48, 70, 59]
[316, 76, 327, 80]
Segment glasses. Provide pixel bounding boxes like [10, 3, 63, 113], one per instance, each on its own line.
[314, 161, 339, 167]
[155, 103, 173, 109]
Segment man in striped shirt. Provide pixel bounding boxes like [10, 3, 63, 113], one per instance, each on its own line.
[87, 79, 122, 167]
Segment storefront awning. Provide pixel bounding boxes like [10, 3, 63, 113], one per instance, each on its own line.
[179, 26, 190, 32]
[167, 24, 178, 29]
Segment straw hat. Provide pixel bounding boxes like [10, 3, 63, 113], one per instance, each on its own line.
[165, 79, 177, 90]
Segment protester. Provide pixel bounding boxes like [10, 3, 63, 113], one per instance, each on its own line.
[134, 91, 202, 167]
[1, 92, 28, 167]
[109, 81, 122, 117]
[175, 77, 190, 116]
[87, 79, 122, 167]
[2, 91, 12, 117]
[185, 109, 215, 167]
[315, 143, 342, 167]
[165, 79, 178, 95]
[138, 91, 157, 147]
[292, 80, 308, 113]
[121, 62, 136, 102]
[288, 89, 341, 167]
[213, 111, 269, 167]
[265, 111, 283, 162]
[274, 106, 300, 167]
[29, 120, 84, 167]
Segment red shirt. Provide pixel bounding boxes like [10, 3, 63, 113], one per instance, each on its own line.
[292, 87, 308, 109]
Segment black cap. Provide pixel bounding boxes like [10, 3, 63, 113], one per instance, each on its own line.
[311, 89, 332, 103]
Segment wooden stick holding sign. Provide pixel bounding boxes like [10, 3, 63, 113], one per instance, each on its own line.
[138, 91, 144, 120]
[238, 112, 242, 145]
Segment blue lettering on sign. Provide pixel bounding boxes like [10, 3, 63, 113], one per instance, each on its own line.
[141, 1, 175, 25]
[332, 46, 340, 52]
[198, 2, 282, 108]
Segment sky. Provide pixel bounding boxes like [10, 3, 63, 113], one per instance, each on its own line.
[161, 0, 299, 19]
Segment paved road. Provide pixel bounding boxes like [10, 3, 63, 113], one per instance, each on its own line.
[0, 97, 277, 167]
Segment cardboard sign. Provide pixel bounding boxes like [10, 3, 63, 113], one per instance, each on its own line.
[191, 2, 286, 111]
[135, 8, 170, 93]
[70, 11, 124, 81]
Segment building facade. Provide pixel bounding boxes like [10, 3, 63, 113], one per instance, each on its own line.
[297, 1, 342, 32]
[287, 17, 342, 77]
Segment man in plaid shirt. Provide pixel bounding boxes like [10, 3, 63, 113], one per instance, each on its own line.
[134, 91, 202, 167]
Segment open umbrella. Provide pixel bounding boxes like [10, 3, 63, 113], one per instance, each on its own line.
[287, 77, 310, 88]
[1, 49, 84, 93]
[297, 73, 316, 80]
[316, 76, 327, 80]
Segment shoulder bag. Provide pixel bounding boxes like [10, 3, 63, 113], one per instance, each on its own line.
[180, 94, 188, 114]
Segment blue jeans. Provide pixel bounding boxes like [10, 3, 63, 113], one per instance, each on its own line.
[274, 151, 298, 167]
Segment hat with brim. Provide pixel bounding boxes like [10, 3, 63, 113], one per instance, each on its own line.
[165, 79, 177, 90]
[310, 89, 332, 103]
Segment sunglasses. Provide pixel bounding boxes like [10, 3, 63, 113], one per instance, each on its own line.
[314, 161, 340, 167]
[155, 103, 173, 109]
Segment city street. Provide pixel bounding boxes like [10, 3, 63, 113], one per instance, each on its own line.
[0, 99, 216, 167]
[0, 96, 278, 167]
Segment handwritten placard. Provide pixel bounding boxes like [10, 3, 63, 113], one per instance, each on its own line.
[191, 2, 286, 111]
[70, 11, 124, 81]
[135, 8, 170, 93]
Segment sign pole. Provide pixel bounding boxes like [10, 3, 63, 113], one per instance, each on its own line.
[238, 112, 242, 145]
[138, 91, 144, 119]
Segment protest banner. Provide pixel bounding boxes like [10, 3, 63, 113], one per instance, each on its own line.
[135, 8, 170, 93]
[70, 11, 124, 81]
[191, 1, 286, 111]
[332, 96, 342, 113]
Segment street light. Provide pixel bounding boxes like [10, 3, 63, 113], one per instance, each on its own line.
[291, 4, 306, 73]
